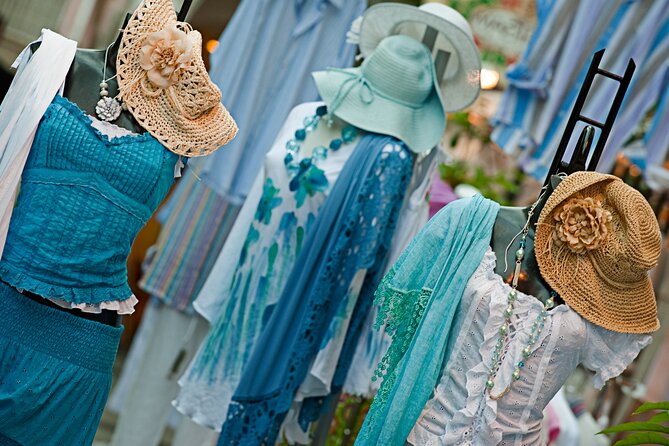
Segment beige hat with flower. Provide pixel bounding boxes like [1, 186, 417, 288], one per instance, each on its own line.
[535, 171, 661, 334]
[117, 0, 237, 156]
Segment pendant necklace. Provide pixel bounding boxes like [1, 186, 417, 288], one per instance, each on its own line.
[95, 42, 125, 122]
[486, 199, 557, 400]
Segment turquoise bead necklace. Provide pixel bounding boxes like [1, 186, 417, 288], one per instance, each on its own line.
[486, 200, 556, 400]
[283, 105, 358, 177]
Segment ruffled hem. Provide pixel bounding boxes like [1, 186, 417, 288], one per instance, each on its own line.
[0, 262, 135, 309]
[48, 294, 138, 315]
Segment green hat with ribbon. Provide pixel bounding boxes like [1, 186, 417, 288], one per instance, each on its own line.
[312, 34, 446, 153]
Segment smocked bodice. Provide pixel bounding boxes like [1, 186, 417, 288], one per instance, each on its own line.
[0, 95, 178, 307]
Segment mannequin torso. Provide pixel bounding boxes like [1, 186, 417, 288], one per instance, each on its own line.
[24, 31, 144, 326]
[31, 20, 142, 134]
[490, 176, 564, 305]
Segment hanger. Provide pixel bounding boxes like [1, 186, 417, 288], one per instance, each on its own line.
[111, 0, 192, 50]
[543, 49, 636, 186]
[422, 26, 450, 82]
[177, 0, 193, 21]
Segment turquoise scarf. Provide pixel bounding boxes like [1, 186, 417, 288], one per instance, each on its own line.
[356, 195, 500, 445]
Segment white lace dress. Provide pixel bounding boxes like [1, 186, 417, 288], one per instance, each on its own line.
[407, 248, 652, 446]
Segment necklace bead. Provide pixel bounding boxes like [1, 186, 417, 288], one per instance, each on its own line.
[504, 305, 513, 318]
[283, 107, 359, 178]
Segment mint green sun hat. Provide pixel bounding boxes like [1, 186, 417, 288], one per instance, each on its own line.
[312, 34, 445, 153]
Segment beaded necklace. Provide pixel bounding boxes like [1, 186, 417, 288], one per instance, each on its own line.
[283, 105, 358, 177]
[486, 200, 557, 400]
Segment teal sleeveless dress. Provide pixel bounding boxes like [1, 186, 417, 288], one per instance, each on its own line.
[0, 95, 178, 446]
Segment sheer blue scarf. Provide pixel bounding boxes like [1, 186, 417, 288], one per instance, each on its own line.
[356, 195, 500, 445]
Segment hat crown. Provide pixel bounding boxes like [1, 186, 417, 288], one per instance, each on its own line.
[589, 181, 661, 285]
[361, 35, 435, 106]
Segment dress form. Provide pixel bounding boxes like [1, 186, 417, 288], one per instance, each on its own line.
[31, 15, 141, 134]
[490, 175, 564, 305]
[24, 20, 141, 326]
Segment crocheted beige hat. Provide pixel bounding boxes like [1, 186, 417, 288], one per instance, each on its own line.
[117, 0, 237, 156]
[535, 171, 661, 334]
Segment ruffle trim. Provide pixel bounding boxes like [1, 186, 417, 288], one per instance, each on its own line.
[585, 325, 653, 389]
[0, 262, 137, 313]
[48, 294, 138, 315]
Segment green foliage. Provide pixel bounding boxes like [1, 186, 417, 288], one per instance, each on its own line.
[600, 401, 669, 445]
[438, 160, 524, 206]
[448, 111, 492, 144]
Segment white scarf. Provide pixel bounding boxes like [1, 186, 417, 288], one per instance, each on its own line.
[0, 29, 76, 257]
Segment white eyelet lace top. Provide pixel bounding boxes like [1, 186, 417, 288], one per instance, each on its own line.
[407, 248, 652, 446]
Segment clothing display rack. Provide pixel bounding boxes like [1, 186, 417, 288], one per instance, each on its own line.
[309, 51, 638, 446]
[543, 49, 636, 185]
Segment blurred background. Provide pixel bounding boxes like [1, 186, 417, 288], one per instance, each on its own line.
[1, 1, 669, 445]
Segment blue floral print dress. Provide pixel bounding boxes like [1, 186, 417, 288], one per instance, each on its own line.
[174, 102, 360, 429]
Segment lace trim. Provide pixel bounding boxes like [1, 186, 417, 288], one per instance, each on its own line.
[366, 271, 431, 422]
[89, 115, 137, 138]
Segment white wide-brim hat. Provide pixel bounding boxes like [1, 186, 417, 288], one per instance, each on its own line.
[358, 2, 481, 112]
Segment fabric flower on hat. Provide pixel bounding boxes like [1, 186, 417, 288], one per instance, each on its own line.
[139, 24, 195, 89]
[552, 197, 613, 255]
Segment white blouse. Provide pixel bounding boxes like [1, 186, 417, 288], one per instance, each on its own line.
[408, 248, 651, 446]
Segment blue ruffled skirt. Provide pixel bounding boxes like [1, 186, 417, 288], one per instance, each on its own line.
[0, 281, 122, 446]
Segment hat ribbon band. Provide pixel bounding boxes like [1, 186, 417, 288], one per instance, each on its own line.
[327, 69, 375, 116]
[326, 68, 427, 116]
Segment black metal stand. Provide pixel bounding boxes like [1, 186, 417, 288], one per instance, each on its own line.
[543, 49, 636, 185]
[177, 0, 193, 21]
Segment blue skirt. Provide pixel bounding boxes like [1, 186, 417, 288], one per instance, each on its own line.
[0, 281, 122, 446]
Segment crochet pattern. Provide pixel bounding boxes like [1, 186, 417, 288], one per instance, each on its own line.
[535, 172, 661, 334]
[117, 0, 237, 156]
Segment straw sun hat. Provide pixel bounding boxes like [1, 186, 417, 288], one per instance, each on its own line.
[117, 0, 237, 156]
[535, 172, 661, 334]
[357, 2, 481, 112]
[313, 35, 445, 153]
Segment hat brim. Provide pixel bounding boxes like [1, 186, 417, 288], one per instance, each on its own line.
[313, 68, 445, 153]
[359, 3, 481, 112]
[537, 245, 660, 334]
